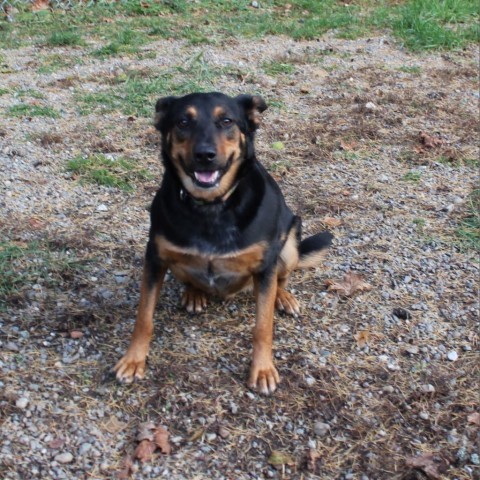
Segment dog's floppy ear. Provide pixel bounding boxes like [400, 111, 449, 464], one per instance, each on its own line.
[154, 96, 178, 132]
[235, 94, 267, 132]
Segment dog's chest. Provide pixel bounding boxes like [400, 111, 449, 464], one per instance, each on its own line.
[155, 235, 265, 295]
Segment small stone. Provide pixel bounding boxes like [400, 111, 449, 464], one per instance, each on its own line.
[387, 363, 400, 371]
[305, 376, 315, 386]
[54, 452, 74, 464]
[251, 1, 259, 7]
[205, 433, 217, 442]
[218, 427, 230, 439]
[463, 345, 472, 351]
[419, 412, 429, 420]
[382, 385, 394, 393]
[456, 447, 467, 461]
[16, 397, 29, 409]
[6, 342, 19, 351]
[405, 345, 419, 355]
[79, 443, 92, 455]
[96, 204, 108, 212]
[230, 402, 239, 414]
[447, 350, 458, 361]
[313, 421, 330, 437]
[420, 384, 435, 393]
[365, 101, 377, 111]
[471, 453, 480, 465]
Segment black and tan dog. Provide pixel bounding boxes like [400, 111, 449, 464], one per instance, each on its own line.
[114, 92, 332, 395]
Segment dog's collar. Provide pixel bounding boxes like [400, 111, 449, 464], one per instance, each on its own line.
[180, 182, 239, 206]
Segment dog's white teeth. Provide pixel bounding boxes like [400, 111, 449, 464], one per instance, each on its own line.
[194, 171, 220, 184]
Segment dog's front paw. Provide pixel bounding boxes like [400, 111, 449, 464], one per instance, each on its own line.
[275, 288, 300, 315]
[113, 349, 147, 384]
[248, 359, 280, 395]
[181, 287, 207, 313]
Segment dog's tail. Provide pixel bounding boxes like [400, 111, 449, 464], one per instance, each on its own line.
[297, 232, 333, 269]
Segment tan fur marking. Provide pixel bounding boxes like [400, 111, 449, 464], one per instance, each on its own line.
[186, 106, 197, 119]
[155, 235, 267, 296]
[213, 106, 225, 118]
[278, 226, 299, 280]
[297, 250, 327, 269]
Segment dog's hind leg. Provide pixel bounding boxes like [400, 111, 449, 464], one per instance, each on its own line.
[276, 218, 301, 315]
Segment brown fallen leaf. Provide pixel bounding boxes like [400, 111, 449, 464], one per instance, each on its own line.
[323, 216, 342, 228]
[405, 453, 450, 480]
[268, 450, 295, 469]
[154, 426, 172, 455]
[326, 272, 372, 297]
[338, 139, 357, 151]
[354, 330, 370, 348]
[134, 439, 156, 463]
[188, 427, 205, 442]
[31, 0, 50, 11]
[467, 412, 480, 426]
[418, 131, 444, 149]
[117, 453, 134, 479]
[306, 448, 320, 473]
[102, 416, 128, 435]
[28, 218, 44, 230]
[136, 422, 156, 442]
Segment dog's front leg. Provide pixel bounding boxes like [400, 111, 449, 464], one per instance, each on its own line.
[114, 243, 167, 383]
[249, 266, 280, 395]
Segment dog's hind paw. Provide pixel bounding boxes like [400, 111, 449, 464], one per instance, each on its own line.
[181, 287, 207, 313]
[275, 288, 300, 315]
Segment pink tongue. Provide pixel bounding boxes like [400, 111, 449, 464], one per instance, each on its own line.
[195, 171, 219, 183]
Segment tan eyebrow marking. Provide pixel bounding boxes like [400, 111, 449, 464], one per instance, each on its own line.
[186, 106, 197, 118]
[213, 106, 226, 118]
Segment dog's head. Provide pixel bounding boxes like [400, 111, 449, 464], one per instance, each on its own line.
[154, 92, 267, 201]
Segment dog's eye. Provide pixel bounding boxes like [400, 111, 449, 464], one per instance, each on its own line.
[219, 118, 233, 127]
[177, 118, 189, 129]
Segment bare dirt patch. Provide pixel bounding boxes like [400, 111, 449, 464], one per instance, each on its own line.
[0, 33, 479, 480]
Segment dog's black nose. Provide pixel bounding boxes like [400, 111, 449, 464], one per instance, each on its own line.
[194, 146, 216, 163]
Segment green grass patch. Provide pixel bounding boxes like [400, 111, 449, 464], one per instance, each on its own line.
[0, 238, 83, 309]
[45, 29, 83, 47]
[455, 189, 480, 251]
[67, 154, 152, 191]
[3, 0, 478, 51]
[15, 88, 45, 99]
[7, 103, 60, 118]
[391, 0, 479, 50]
[436, 155, 480, 168]
[402, 170, 422, 182]
[397, 65, 422, 75]
[76, 52, 223, 117]
[92, 27, 148, 57]
[262, 61, 296, 76]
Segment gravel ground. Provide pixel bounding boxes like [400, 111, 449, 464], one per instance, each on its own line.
[0, 32, 479, 480]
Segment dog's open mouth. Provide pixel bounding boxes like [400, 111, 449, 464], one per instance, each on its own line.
[193, 170, 221, 187]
